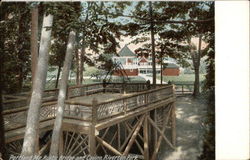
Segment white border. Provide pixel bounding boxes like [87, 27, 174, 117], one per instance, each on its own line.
[216, 1, 249, 159]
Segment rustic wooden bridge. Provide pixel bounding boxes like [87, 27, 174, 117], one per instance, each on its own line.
[3, 82, 176, 160]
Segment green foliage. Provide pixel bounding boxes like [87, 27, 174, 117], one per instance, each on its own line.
[158, 74, 205, 85]
[0, 2, 31, 93]
[198, 89, 215, 160]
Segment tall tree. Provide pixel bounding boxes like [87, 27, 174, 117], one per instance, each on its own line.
[30, 5, 39, 87]
[50, 31, 76, 156]
[192, 35, 202, 97]
[149, 2, 156, 87]
[0, 3, 7, 159]
[21, 13, 53, 156]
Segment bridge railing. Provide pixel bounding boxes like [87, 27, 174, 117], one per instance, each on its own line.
[3, 101, 57, 132]
[3, 83, 174, 132]
[3, 82, 149, 110]
[174, 83, 194, 94]
[66, 82, 150, 98]
[94, 85, 174, 121]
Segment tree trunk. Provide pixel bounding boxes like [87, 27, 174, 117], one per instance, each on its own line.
[21, 13, 53, 156]
[193, 34, 202, 97]
[149, 2, 156, 88]
[49, 31, 76, 156]
[80, 35, 85, 84]
[76, 49, 80, 85]
[160, 53, 163, 85]
[31, 6, 39, 88]
[55, 64, 62, 89]
[0, 42, 7, 160]
[0, 7, 7, 159]
[75, 33, 80, 85]
[0, 90, 7, 160]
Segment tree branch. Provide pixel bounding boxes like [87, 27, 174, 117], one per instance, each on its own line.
[154, 18, 214, 24]
[109, 12, 214, 24]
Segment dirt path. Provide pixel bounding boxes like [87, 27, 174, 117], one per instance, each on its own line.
[158, 96, 208, 160]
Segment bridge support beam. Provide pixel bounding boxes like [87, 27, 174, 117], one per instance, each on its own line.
[143, 113, 149, 160]
[89, 98, 97, 156]
[171, 102, 176, 147]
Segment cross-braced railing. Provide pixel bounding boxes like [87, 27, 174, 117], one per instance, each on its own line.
[3, 83, 176, 159]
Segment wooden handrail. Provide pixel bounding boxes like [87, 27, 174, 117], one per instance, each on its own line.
[64, 101, 93, 107]
[3, 101, 57, 115]
[3, 83, 175, 133]
[96, 85, 173, 106]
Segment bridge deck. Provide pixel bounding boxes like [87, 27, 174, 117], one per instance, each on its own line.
[4, 83, 175, 143]
[4, 83, 177, 158]
[68, 93, 133, 105]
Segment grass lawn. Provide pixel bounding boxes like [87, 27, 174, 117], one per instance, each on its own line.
[157, 74, 205, 84]
[43, 76, 146, 90]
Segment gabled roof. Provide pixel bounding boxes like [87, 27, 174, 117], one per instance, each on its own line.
[139, 56, 148, 63]
[118, 45, 136, 57]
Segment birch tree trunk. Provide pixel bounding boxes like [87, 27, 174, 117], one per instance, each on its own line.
[49, 31, 76, 156]
[21, 13, 53, 156]
[31, 6, 39, 88]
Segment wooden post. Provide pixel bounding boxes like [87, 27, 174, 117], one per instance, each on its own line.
[66, 84, 69, 99]
[146, 80, 151, 90]
[117, 123, 121, 151]
[144, 93, 148, 105]
[182, 85, 184, 94]
[103, 79, 106, 93]
[89, 98, 97, 156]
[143, 113, 149, 160]
[122, 82, 127, 94]
[153, 109, 157, 149]
[171, 103, 176, 147]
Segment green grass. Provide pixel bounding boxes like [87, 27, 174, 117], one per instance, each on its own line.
[157, 74, 205, 85]
[44, 76, 146, 90]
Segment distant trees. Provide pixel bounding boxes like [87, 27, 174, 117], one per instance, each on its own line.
[0, 3, 31, 93]
[113, 2, 214, 89]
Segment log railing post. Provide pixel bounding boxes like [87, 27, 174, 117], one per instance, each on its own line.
[122, 82, 127, 94]
[66, 84, 69, 99]
[103, 79, 107, 93]
[144, 93, 148, 105]
[146, 80, 151, 90]
[171, 102, 176, 147]
[89, 98, 97, 156]
[123, 98, 127, 114]
[171, 85, 176, 147]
